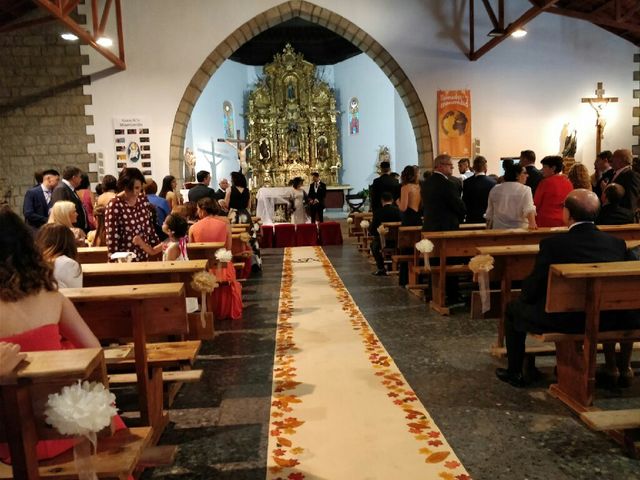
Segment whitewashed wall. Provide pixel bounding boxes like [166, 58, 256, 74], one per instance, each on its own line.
[81, 0, 638, 181]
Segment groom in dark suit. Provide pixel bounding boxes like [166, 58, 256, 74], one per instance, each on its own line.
[496, 189, 640, 387]
[307, 172, 327, 223]
[462, 156, 496, 223]
[422, 154, 466, 232]
[23, 169, 60, 230]
[51, 165, 88, 232]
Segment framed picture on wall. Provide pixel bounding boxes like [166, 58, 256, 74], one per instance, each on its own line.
[113, 117, 152, 175]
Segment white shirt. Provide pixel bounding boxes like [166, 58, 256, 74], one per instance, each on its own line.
[485, 181, 536, 229]
[459, 170, 474, 181]
[53, 255, 83, 288]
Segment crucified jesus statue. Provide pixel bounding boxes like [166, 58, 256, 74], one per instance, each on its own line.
[217, 130, 254, 174]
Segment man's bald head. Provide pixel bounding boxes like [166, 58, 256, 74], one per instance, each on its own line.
[563, 189, 600, 224]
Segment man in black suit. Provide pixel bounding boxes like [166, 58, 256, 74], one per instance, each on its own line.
[23, 168, 59, 230]
[422, 154, 466, 232]
[462, 156, 496, 223]
[519, 150, 542, 196]
[370, 191, 401, 276]
[369, 161, 400, 212]
[496, 189, 639, 387]
[307, 172, 327, 223]
[610, 149, 640, 214]
[592, 150, 614, 200]
[51, 165, 87, 232]
[596, 183, 635, 225]
[188, 170, 217, 203]
[215, 178, 229, 201]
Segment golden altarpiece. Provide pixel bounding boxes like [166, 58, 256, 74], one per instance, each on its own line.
[246, 44, 342, 187]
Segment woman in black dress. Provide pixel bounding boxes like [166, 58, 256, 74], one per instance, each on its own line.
[398, 165, 422, 286]
[224, 171, 261, 270]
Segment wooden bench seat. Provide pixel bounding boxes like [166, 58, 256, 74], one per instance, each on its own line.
[581, 410, 640, 431]
[104, 341, 201, 368]
[109, 369, 203, 385]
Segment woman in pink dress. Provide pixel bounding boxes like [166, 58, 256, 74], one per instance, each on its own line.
[190, 198, 242, 320]
[0, 206, 125, 464]
[533, 156, 574, 227]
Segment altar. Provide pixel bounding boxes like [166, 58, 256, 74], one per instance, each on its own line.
[256, 185, 351, 224]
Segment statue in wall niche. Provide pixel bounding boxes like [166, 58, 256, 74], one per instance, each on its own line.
[184, 147, 196, 182]
[559, 123, 577, 158]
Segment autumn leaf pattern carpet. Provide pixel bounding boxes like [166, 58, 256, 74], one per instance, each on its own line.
[266, 246, 471, 480]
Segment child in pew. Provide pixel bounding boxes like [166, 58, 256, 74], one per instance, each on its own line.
[36, 223, 83, 288]
[132, 215, 198, 313]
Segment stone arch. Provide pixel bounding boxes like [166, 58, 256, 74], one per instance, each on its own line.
[169, 0, 433, 179]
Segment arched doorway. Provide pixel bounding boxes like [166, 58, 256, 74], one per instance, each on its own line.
[169, 0, 433, 179]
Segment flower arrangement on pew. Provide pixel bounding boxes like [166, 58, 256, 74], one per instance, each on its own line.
[215, 248, 233, 278]
[191, 271, 219, 328]
[45, 381, 117, 480]
[415, 239, 434, 272]
[468, 254, 495, 313]
[360, 220, 370, 238]
[347, 217, 353, 224]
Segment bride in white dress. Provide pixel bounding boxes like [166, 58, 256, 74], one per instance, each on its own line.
[289, 177, 308, 225]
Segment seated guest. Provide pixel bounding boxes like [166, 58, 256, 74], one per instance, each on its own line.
[533, 155, 573, 227]
[189, 198, 232, 249]
[567, 163, 592, 191]
[462, 156, 496, 223]
[23, 168, 59, 231]
[370, 192, 401, 276]
[48, 200, 87, 246]
[188, 170, 217, 203]
[496, 189, 640, 387]
[36, 224, 83, 288]
[96, 174, 118, 207]
[596, 183, 635, 225]
[0, 206, 127, 463]
[485, 163, 536, 230]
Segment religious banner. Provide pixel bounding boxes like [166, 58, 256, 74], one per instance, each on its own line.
[437, 90, 471, 157]
[348, 97, 359, 135]
[113, 117, 152, 175]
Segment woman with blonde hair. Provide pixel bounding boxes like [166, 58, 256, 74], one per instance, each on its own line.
[567, 163, 592, 191]
[36, 223, 83, 288]
[48, 200, 86, 246]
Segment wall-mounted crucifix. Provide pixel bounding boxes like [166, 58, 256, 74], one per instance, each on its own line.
[581, 82, 618, 155]
[217, 129, 254, 174]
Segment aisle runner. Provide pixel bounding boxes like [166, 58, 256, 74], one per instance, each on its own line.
[267, 247, 471, 480]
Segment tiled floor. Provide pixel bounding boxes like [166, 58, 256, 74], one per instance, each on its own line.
[140, 244, 640, 480]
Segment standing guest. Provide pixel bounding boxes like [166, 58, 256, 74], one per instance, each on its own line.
[486, 163, 537, 230]
[397, 165, 421, 285]
[610, 148, 640, 213]
[105, 167, 159, 261]
[307, 172, 327, 223]
[591, 150, 614, 199]
[215, 178, 229, 201]
[496, 190, 640, 387]
[519, 150, 542, 196]
[48, 200, 87, 246]
[188, 170, 217, 203]
[145, 179, 170, 227]
[76, 173, 96, 230]
[159, 175, 183, 211]
[422, 154, 466, 232]
[596, 183, 635, 225]
[457, 158, 473, 180]
[51, 166, 88, 232]
[369, 161, 400, 212]
[566, 163, 592, 191]
[462, 156, 496, 223]
[23, 168, 59, 231]
[369, 192, 401, 276]
[96, 174, 118, 207]
[225, 171, 252, 222]
[533, 156, 573, 227]
[36, 224, 83, 288]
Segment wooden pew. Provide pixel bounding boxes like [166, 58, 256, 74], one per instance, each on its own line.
[78, 246, 109, 264]
[416, 224, 640, 315]
[380, 222, 401, 272]
[0, 348, 153, 480]
[61, 283, 198, 442]
[186, 242, 225, 268]
[537, 260, 640, 456]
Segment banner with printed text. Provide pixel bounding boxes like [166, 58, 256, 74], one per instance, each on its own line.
[437, 90, 471, 158]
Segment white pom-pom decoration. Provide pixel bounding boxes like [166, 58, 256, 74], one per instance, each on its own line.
[468, 254, 495, 273]
[377, 225, 388, 236]
[346, 217, 353, 224]
[215, 248, 233, 263]
[415, 239, 434, 253]
[45, 381, 117, 436]
[360, 220, 370, 229]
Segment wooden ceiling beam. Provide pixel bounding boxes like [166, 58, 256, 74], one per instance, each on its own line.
[481, 0, 500, 29]
[620, 1, 640, 22]
[546, 5, 640, 34]
[469, 0, 561, 61]
[62, 0, 80, 16]
[32, 0, 125, 70]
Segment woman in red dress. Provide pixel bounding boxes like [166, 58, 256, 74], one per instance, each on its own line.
[190, 198, 242, 320]
[0, 206, 125, 464]
[533, 156, 574, 227]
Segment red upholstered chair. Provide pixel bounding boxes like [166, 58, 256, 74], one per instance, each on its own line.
[319, 221, 343, 245]
[295, 223, 318, 246]
[274, 223, 296, 248]
[260, 225, 274, 248]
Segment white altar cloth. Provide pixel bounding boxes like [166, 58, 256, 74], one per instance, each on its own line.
[256, 186, 309, 225]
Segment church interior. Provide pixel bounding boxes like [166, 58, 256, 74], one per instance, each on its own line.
[1, 1, 640, 479]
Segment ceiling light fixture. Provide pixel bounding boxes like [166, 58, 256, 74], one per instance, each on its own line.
[96, 37, 113, 47]
[61, 33, 79, 41]
[511, 28, 527, 38]
[487, 28, 506, 38]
